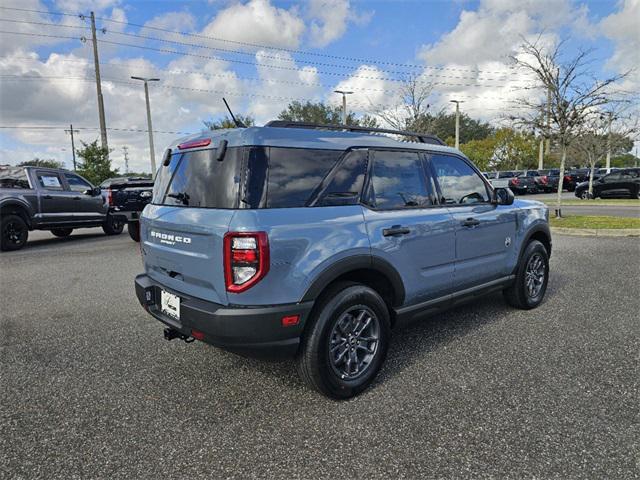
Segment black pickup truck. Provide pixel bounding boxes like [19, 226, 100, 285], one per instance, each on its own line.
[100, 177, 154, 241]
[0, 166, 124, 251]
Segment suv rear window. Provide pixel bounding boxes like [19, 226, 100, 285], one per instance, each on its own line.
[153, 148, 240, 208]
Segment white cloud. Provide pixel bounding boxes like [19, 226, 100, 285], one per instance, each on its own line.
[329, 65, 390, 111]
[307, 0, 373, 47]
[201, 0, 305, 49]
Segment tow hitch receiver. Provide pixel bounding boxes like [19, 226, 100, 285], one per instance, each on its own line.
[163, 328, 194, 343]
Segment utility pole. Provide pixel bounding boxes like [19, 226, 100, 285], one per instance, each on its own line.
[89, 12, 108, 155]
[64, 124, 79, 170]
[122, 146, 129, 174]
[450, 100, 464, 149]
[538, 135, 544, 170]
[334, 90, 353, 125]
[605, 111, 613, 172]
[131, 76, 160, 175]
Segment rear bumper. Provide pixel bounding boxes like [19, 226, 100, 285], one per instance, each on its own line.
[110, 209, 141, 222]
[135, 274, 314, 358]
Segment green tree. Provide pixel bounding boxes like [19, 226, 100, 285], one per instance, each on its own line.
[460, 136, 497, 171]
[76, 140, 118, 185]
[204, 114, 255, 130]
[491, 128, 538, 170]
[278, 101, 378, 127]
[17, 158, 64, 169]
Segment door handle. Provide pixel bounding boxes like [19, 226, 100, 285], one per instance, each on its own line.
[461, 218, 481, 227]
[383, 225, 411, 237]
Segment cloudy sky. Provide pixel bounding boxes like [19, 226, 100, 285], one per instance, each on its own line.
[0, 0, 637, 173]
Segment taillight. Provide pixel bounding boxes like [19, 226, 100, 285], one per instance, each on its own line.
[540, 176, 548, 184]
[106, 188, 113, 206]
[564, 175, 572, 182]
[511, 178, 520, 186]
[224, 232, 269, 293]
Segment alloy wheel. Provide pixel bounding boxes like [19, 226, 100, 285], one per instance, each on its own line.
[525, 253, 546, 299]
[328, 306, 380, 380]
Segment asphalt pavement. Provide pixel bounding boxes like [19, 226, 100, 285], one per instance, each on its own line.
[516, 192, 640, 218]
[1, 229, 639, 479]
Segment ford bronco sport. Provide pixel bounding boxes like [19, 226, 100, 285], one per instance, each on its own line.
[135, 122, 551, 399]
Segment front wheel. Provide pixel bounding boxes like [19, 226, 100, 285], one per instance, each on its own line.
[580, 190, 591, 200]
[296, 282, 391, 399]
[127, 221, 140, 242]
[102, 215, 124, 235]
[504, 240, 549, 310]
[1, 214, 28, 251]
[51, 228, 73, 237]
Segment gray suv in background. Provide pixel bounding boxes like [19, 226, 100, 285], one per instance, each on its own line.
[0, 166, 124, 251]
[135, 122, 552, 399]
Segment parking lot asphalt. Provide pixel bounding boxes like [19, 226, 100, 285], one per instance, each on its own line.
[1, 229, 639, 479]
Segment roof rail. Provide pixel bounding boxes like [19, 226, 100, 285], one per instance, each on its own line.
[264, 120, 445, 146]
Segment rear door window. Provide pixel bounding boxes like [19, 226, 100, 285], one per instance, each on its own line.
[317, 150, 368, 206]
[266, 148, 342, 208]
[36, 171, 64, 191]
[155, 148, 240, 208]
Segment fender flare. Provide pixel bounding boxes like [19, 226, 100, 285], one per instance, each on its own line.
[518, 222, 552, 263]
[300, 254, 406, 306]
[0, 199, 34, 227]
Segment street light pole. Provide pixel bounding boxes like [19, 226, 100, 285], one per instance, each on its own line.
[131, 76, 160, 176]
[334, 90, 353, 125]
[450, 100, 464, 149]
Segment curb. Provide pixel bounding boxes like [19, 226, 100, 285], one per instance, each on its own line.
[551, 227, 640, 237]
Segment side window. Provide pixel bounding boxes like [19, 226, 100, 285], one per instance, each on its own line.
[36, 171, 64, 191]
[65, 173, 92, 192]
[0, 167, 30, 189]
[430, 154, 490, 205]
[317, 150, 368, 206]
[605, 172, 621, 182]
[266, 148, 342, 208]
[368, 150, 434, 209]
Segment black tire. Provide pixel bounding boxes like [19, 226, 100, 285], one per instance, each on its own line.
[632, 187, 640, 200]
[296, 282, 391, 399]
[1, 214, 28, 251]
[127, 221, 140, 242]
[51, 228, 73, 237]
[503, 240, 549, 310]
[580, 190, 591, 200]
[102, 215, 124, 235]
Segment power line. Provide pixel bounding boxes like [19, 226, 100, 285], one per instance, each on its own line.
[0, 5, 79, 18]
[0, 18, 87, 30]
[0, 125, 191, 134]
[95, 14, 520, 76]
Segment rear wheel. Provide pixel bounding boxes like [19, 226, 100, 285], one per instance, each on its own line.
[127, 221, 140, 242]
[580, 190, 591, 200]
[504, 240, 549, 310]
[1, 214, 28, 251]
[51, 228, 73, 237]
[296, 282, 391, 399]
[102, 215, 124, 235]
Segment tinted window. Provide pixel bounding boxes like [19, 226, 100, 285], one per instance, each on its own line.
[158, 148, 240, 208]
[267, 148, 341, 208]
[36, 172, 64, 191]
[431, 154, 489, 204]
[317, 150, 368, 206]
[0, 167, 30, 189]
[368, 150, 433, 209]
[242, 147, 268, 209]
[65, 173, 92, 192]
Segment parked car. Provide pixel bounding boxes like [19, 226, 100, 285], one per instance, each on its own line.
[134, 122, 551, 399]
[100, 176, 154, 241]
[574, 168, 640, 199]
[0, 166, 124, 251]
[536, 169, 560, 192]
[486, 171, 518, 189]
[509, 171, 539, 195]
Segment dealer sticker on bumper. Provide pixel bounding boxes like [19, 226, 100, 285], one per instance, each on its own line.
[160, 290, 180, 320]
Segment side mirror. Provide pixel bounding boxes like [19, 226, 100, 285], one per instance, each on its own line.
[493, 187, 514, 205]
[85, 186, 101, 196]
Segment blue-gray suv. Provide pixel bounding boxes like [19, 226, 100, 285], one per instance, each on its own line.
[135, 121, 551, 399]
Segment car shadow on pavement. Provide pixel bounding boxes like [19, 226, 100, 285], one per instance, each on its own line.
[20, 232, 115, 251]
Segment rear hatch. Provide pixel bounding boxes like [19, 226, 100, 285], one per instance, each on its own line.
[141, 146, 241, 306]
